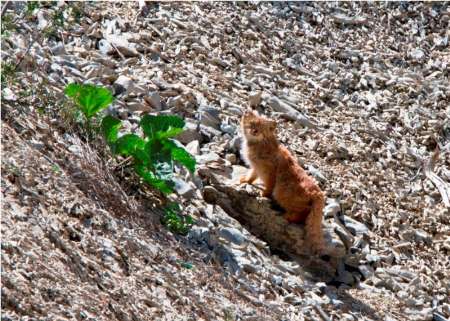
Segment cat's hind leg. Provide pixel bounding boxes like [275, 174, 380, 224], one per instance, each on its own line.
[283, 211, 308, 224]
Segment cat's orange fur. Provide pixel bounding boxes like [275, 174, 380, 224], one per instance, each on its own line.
[240, 110, 325, 253]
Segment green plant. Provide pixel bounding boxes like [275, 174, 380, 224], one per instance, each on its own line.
[1, 62, 16, 87]
[65, 83, 114, 120]
[69, 3, 84, 22]
[52, 9, 65, 27]
[177, 260, 193, 269]
[26, 1, 40, 15]
[63, 84, 197, 235]
[161, 203, 194, 235]
[102, 114, 196, 194]
[1, 14, 17, 37]
[64, 83, 196, 195]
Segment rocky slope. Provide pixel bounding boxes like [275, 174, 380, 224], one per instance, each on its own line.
[2, 2, 450, 320]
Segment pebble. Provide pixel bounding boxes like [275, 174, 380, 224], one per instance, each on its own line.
[50, 43, 66, 55]
[196, 152, 221, 164]
[358, 265, 374, 279]
[172, 177, 196, 199]
[225, 153, 237, 164]
[98, 39, 114, 55]
[185, 140, 200, 155]
[218, 227, 245, 246]
[199, 124, 222, 141]
[113, 75, 134, 96]
[188, 226, 210, 245]
[144, 91, 162, 110]
[177, 121, 202, 144]
[220, 123, 237, 135]
[226, 136, 242, 154]
[199, 106, 221, 129]
[414, 229, 432, 244]
[342, 215, 369, 236]
[68, 145, 82, 156]
[409, 48, 425, 61]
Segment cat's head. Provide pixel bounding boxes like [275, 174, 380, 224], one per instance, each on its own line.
[241, 109, 276, 142]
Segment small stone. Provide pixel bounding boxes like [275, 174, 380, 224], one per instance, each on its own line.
[409, 48, 425, 61]
[98, 39, 113, 55]
[202, 186, 219, 204]
[212, 244, 242, 273]
[225, 153, 237, 164]
[324, 199, 340, 218]
[172, 177, 196, 199]
[188, 226, 210, 244]
[166, 95, 184, 109]
[220, 123, 237, 135]
[249, 91, 262, 108]
[414, 229, 432, 244]
[342, 216, 369, 235]
[105, 34, 140, 57]
[218, 227, 245, 246]
[126, 101, 150, 112]
[196, 152, 221, 164]
[37, 10, 48, 29]
[177, 121, 202, 144]
[358, 265, 374, 279]
[68, 145, 82, 156]
[227, 136, 242, 154]
[185, 140, 200, 155]
[323, 231, 346, 257]
[144, 91, 162, 110]
[50, 43, 66, 55]
[199, 124, 222, 141]
[199, 106, 221, 129]
[271, 275, 283, 286]
[365, 253, 380, 264]
[2, 88, 17, 101]
[396, 290, 408, 299]
[341, 313, 355, 321]
[336, 270, 354, 285]
[227, 107, 243, 116]
[307, 164, 327, 182]
[331, 298, 344, 308]
[242, 261, 260, 273]
[113, 75, 133, 96]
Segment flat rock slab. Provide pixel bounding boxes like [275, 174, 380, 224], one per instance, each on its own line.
[200, 165, 347, 262]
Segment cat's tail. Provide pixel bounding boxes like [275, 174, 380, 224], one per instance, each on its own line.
[305, 191, 325, 254]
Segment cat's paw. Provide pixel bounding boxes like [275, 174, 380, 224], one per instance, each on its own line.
[239, 176, 249, 184]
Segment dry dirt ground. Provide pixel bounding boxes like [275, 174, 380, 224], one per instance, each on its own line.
[2, 2, 450, 321]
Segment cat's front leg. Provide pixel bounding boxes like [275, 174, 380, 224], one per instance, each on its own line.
[240, 169, 257, 185]
[261, 175, 275, 197]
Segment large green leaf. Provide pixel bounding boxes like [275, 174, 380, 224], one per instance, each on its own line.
[146, 140, 174, 181]
[115, 134, 146, 157]
[162, 139, 196, 173]
[134, 164, 173, 194]
[133, 148, 151, 166]
[140, 115, 185, 139]
[64, 83, 114, 119]
[101, 115, 122, 146]
[65, 83, 81, 97]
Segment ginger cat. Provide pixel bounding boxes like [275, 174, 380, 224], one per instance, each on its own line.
[240, 110, 325, 253]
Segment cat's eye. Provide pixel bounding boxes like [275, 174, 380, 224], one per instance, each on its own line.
[251, 128, 258, 135]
